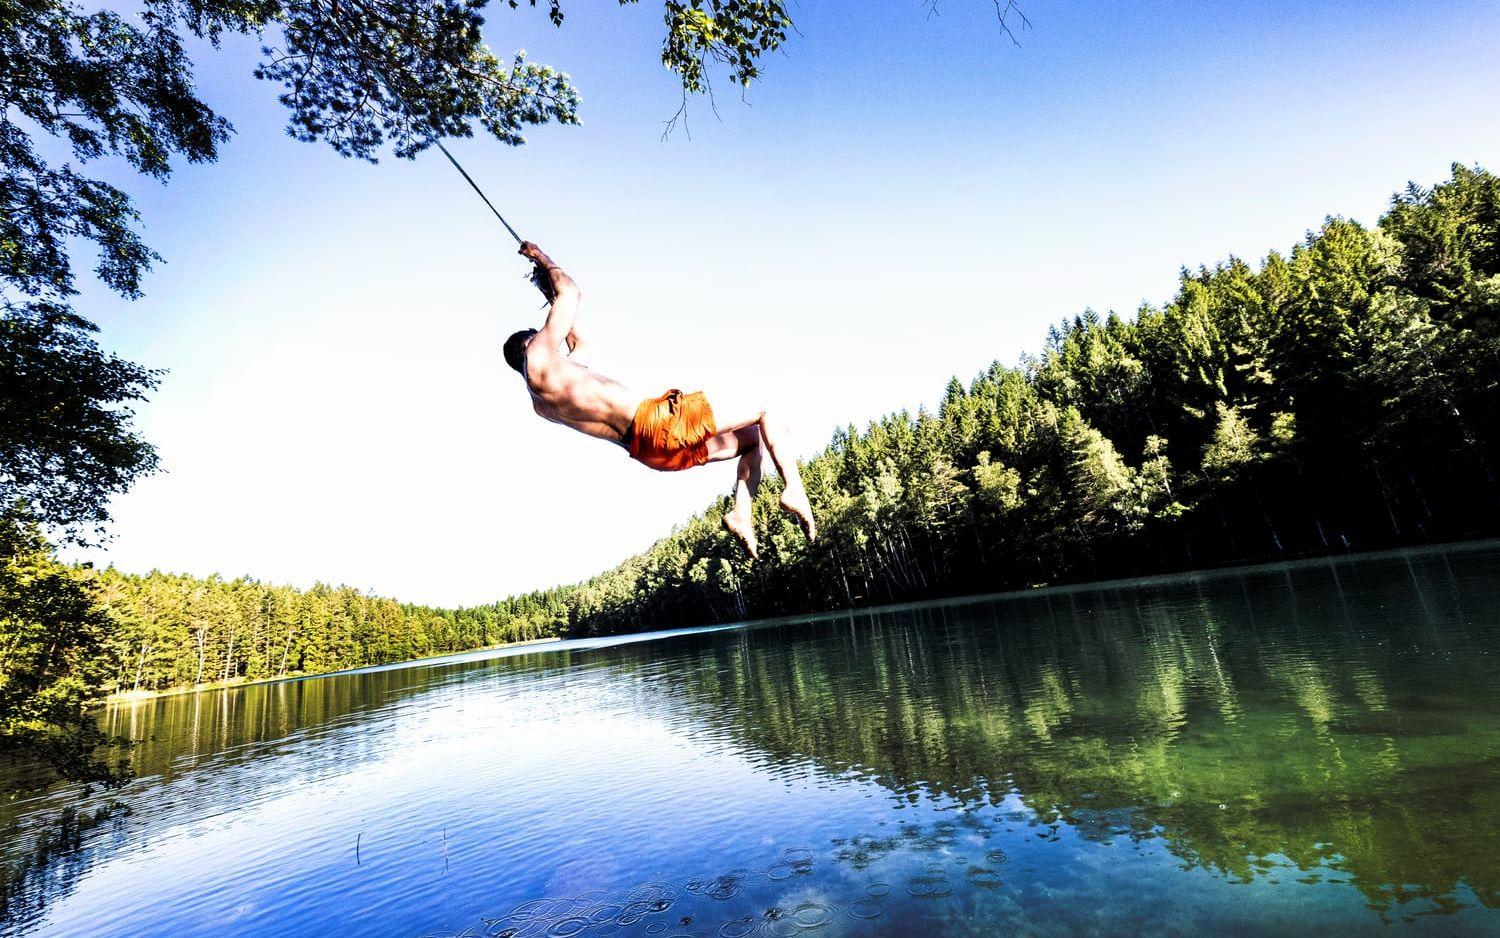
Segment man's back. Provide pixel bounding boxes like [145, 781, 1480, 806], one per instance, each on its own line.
[524, 342, 637, 445]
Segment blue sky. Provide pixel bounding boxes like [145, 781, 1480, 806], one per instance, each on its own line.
[69, 0, 1500, 606]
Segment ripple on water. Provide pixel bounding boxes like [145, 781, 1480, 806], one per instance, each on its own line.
[545, 916, 591, 938]
[701, 870, 748, 901]
[906, 866, 954, 899]
[765, 846, 816, 882]
[845, 897, 886, 921]
[715, 915, 759, 938]
[790, 901, 834, 930]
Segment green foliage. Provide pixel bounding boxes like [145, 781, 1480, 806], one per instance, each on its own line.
[546, 163, 1500, 635]
[87, 565, 570, 695]
[657, 1, 790, 93]
[1061, 405, 1134, 529]
[4, 0, 796, 312]
[971, 451, 1021, 515]
[0, 303, 160, 544]
[254, 0, 582, 161]
[0, 516, 124, 788]
[1383, 164, 1500, 326]
[0, 0, 239, 302]
[1201, 402, 1261, 484]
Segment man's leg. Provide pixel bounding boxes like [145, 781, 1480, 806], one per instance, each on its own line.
[706, 425, 762, 557]
[706, 406, 816, 543]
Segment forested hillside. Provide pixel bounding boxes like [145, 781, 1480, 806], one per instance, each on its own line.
[562, 163, 1500, 633]
[86, 569, 568, 695]
[79, 163, 1500, 685]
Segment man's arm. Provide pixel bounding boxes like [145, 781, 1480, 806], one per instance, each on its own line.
[519, 242, 580, 353]
[564, 320, 589, 365]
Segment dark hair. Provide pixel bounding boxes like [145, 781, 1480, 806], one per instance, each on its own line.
[503, 329, 537, 374]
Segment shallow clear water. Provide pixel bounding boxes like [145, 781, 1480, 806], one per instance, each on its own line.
[4, 544, 1500, 936]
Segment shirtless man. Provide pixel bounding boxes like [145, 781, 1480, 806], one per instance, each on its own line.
[503, 242, 816, 557]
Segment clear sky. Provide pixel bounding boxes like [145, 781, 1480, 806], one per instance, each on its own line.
[67, 0, 1500, 606]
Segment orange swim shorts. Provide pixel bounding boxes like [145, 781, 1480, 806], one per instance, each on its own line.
[626, 389, 717, 472]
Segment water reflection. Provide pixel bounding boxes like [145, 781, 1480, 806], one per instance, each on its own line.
[646, 559, 1500, 914]
[2, 544, 1498, 935]
[0, 806, 126, 931]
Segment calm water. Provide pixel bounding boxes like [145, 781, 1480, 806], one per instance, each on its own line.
[3, 545, 1500, 936]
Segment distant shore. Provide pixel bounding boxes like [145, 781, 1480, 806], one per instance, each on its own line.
[101, 635, 564, 705]
[102, 537, 1500, 707]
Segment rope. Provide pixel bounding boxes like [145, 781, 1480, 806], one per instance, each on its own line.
[431, 139, 523, 246]
[358, 46, 555, 301]
[322, 15, 533, 251]
[421, 138, 553, 301]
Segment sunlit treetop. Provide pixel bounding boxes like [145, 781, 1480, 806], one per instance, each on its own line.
[255, 0, 794, 160]
[1, 0, 796, 309]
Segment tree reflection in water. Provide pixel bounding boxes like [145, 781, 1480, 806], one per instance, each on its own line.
[639, 547, 1500, 916]
[2, 545, 1496, 934]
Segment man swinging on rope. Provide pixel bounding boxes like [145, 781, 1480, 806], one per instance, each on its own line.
[503, 242, 816, 557]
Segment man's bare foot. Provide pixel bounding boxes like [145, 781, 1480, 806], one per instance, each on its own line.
[779, 486, 817, 543]
[723, 510, 758, 558]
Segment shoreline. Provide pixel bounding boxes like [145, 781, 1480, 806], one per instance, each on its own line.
[101, 536, 1500, 708]
[100, 635, 564, 706]
[571, 534, 1500, 647]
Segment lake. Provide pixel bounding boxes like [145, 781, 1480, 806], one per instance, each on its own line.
[3, 544, 1499, 936]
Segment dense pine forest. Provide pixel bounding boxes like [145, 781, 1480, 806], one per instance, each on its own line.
[564, 163, 1500, 632]
[3, 163, 1498, 782]
[88, 570, 568, 695]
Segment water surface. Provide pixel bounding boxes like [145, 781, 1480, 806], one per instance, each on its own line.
[3, 544, 1499, 935]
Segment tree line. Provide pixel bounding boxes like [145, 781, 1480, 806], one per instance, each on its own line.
[558, 162, 1500, 633]
[87, 569, 569, 696]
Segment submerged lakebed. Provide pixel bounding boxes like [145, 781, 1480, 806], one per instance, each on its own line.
[3, 545, 1500, 935]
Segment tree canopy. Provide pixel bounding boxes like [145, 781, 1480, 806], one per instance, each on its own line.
[0, 517, 124, 788]
[0, 306, 159, 545]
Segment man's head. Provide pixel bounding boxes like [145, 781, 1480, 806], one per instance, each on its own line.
[503, 328, 538, 374]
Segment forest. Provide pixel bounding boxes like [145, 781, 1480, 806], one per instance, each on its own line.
[561, 162, 1500, 632]
[3, 162, 1498, 781]
[87, 569, 568, 695]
